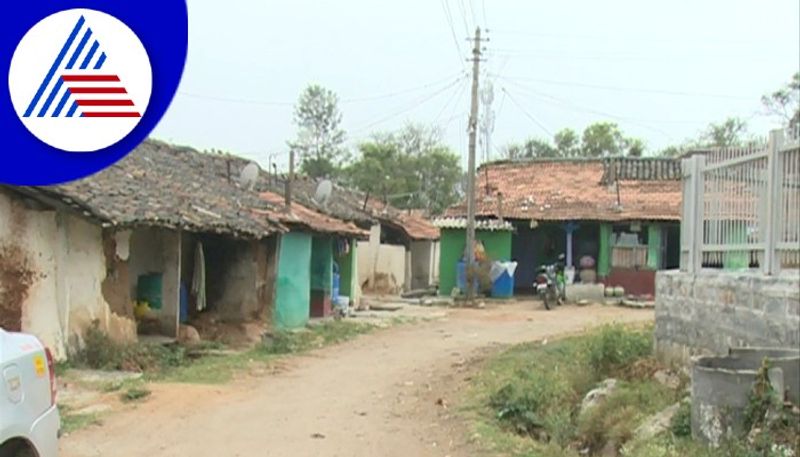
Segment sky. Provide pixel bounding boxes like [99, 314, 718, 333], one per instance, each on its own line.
[152, 0, 800, 169]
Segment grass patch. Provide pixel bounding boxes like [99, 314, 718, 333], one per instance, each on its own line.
[121, 387, 151, 402]
[59, 405, 102, 434]
[464, 324, 799, 457]
[463, 324, 684, 456]
[261, 320, 376, 355]
[68, 319, 377, 385]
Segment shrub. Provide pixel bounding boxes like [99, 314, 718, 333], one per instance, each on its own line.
[585, 325, 652, 378]
[74, 321, 189, 372]
[670, 400, 692, 437]
[121, 387, 151, 402]
[488, 368, 576, 443]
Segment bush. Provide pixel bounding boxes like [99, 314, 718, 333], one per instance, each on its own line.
[585, 325, 652, 378]
[670, 400, 692, 437]
[74, 321, 189, 372]
[577, 382, 673, 453]
[488, 355, 580, 445]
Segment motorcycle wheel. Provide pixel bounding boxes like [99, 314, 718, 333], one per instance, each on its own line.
[542, 293, 552, 310]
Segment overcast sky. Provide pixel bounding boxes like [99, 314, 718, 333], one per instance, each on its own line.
[152, 0, 800, 169]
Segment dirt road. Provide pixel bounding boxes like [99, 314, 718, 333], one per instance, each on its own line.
[60, 302, 652, 457]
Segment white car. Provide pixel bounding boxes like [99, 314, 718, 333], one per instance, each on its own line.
[0, 328, 60, 457]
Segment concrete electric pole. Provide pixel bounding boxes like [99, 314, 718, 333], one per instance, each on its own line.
[464, 27, 482, 301]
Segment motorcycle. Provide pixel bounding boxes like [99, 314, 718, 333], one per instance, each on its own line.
[535, 263, 565, 310]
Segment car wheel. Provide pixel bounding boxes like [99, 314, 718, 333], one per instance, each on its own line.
[14, 448, 36, 457]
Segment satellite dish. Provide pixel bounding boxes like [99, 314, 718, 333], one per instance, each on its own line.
[314, 179, 333, 206]
[239, 162, 259, 190]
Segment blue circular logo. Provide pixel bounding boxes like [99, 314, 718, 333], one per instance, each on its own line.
[1, 1, 188, 185]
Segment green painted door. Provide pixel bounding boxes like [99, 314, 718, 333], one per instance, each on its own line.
[275, 232, 312, 329]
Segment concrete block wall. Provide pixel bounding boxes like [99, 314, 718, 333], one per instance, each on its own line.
[655, 269, 800, 364]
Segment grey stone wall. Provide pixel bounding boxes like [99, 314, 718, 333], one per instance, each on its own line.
[655, 269, 800, 363]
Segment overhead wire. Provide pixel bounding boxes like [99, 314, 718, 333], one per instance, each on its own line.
[455, 0, 471, 34]
[491, 74, 751, 100]
[177, 72, 466, 107]
[501, 88, 552, 137]
[498, 77, 676, 139]
[440, 0, 467, 69]
[348, 75, 468, 134]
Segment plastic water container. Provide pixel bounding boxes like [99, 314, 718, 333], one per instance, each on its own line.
[336, 295, 350, 314]
[456, 261, 478, 295]
[491, 271, 514, 298]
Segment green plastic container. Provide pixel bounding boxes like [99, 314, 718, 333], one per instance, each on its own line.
[137, 273, 163, 310]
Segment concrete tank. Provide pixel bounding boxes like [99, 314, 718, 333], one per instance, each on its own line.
[728, 347, 800, 405]
[691, 355, 786, 446]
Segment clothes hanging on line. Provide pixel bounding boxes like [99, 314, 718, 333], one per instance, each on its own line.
[192, 242, 207, 312]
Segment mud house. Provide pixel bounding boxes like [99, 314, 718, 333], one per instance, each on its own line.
[256, 191, 366, 328]
[262, 176, 441, 296]
[445, 157, 683, 297]
[0, 140, 288, 359]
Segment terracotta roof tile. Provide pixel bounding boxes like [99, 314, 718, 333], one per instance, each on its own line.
[258, 191, 367, 238]
[448, 159, 682, 222]
[23, 140, 286, 238]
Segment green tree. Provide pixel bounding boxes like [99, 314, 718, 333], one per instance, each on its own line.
[627, 138, 646, 157]
[581, 122, 627, 157]
[553, 128, 580, 157]
[288, 84, 347, 178]
[702, 117, 748, 148]
[761, 72, 800, 128]
[346, 126, 462, 214]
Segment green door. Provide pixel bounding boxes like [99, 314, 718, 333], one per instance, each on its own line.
[274, 232, 312, 329]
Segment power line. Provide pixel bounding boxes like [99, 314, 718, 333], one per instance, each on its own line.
[433, 76, 469, 125]
[502, 88, 552, 137]
[492, 74, 752, 100]
[499, 77, 675, 138]
[481, 0, 488, 28]
[349, 76, 467, 134]
[455, 0, 471, 35]
[177, 73, 465, 107]
[467, 0, 478, 28]
[440, 0, 466, 68]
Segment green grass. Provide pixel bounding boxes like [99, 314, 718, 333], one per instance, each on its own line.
[67, 319, 378, 385]
[59, 405, 102, 434]
[121, 387, 151, 402]
[462, 324, 682, 457]
[262, 320, 376, 355]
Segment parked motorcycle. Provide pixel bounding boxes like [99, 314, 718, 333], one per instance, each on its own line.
[535, 259, 566, 310]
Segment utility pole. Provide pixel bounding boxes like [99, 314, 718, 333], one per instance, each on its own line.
[285, 149, 294, 212]
[464, 27, 482, 301]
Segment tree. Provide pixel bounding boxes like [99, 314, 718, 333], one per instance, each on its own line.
[627, 138, 646, 157]
[702, 117, 748, 148]
[553, 128, 581, 157]
[761, 72, 800, 129]
[288, 84, 346, 178]
[346, 126, 462, 214]
[581, 122, 627, 157]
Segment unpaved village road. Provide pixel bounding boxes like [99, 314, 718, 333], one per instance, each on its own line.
[60, 302, 653, 457]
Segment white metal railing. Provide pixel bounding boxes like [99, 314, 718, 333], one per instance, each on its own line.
[681, 128, 800, 274]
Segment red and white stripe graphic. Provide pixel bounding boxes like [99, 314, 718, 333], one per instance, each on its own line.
[62, 73, 141, 117]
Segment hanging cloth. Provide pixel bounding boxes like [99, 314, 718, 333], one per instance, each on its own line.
[192, 242, 207, 311]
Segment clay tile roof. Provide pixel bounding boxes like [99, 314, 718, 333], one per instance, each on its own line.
[394, 213, 440, 241]
[447, 158, 682, 222]
[23, 140, 286, 238]
[257, 191, 367, 238]
[433, 217, 514, 231]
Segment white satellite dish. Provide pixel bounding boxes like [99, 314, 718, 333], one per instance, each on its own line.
[239, 162, 260, 190]
[314, 179, 333, 206]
